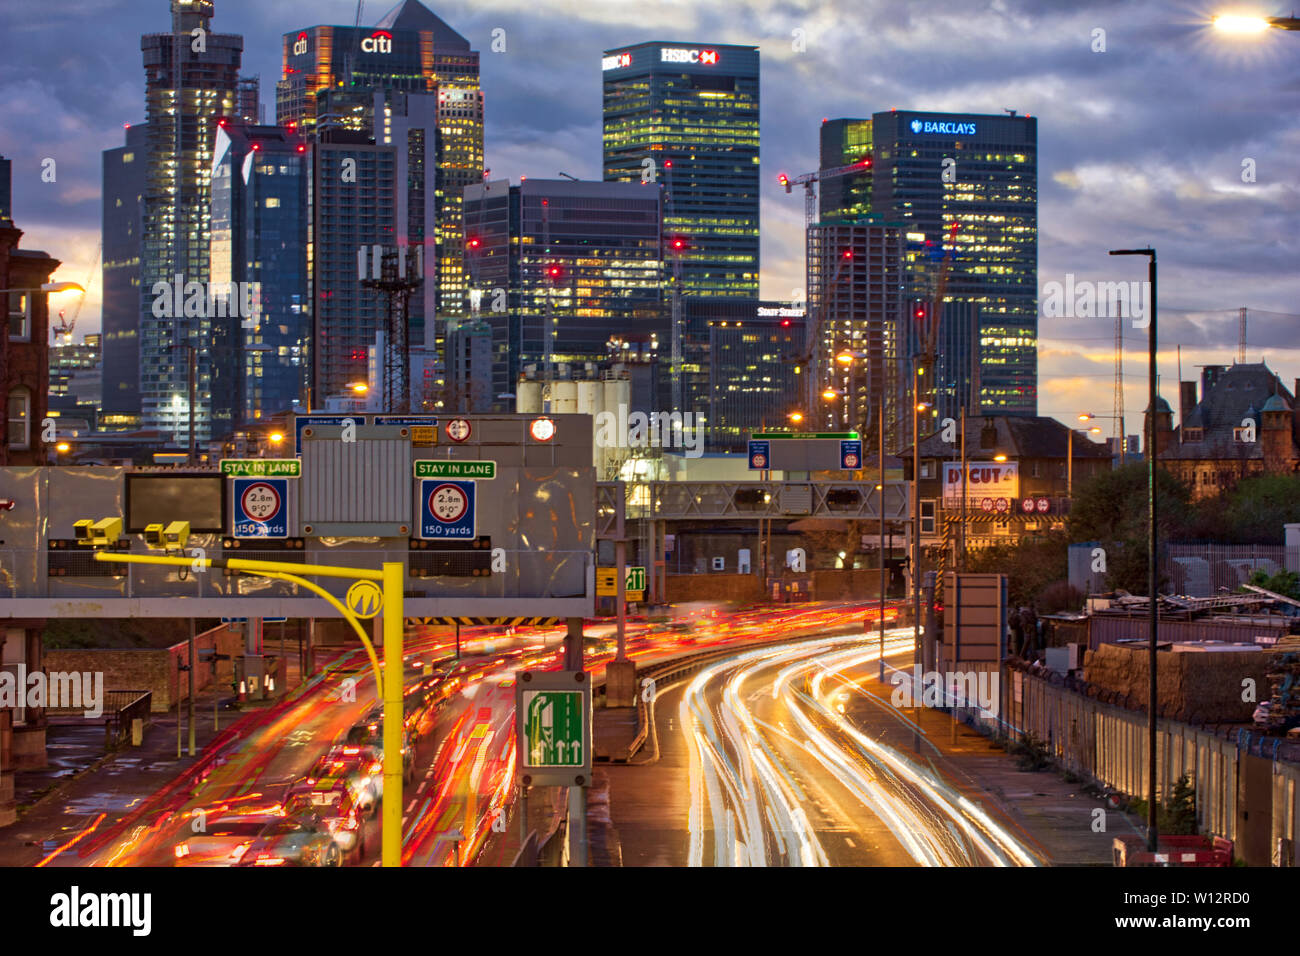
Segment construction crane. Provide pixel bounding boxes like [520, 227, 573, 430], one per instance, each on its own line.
[912, 221, 960, 419]
[778, 159, 873, 226]
[53, 240, 100, 344]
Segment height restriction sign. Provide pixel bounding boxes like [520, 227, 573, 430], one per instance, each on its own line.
[232, 478, 288, 538]
[418, 478, 477, 539]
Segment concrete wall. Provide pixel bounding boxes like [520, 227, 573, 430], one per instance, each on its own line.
[44, 626, 244, 713]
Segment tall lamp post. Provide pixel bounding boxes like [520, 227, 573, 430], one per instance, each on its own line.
[1110, 245, 1158, 852]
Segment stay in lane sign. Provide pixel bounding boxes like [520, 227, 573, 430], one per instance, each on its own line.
[413, 460, 495, 480]
[419, 478, 476, 539]
[232, 478, 288, 538]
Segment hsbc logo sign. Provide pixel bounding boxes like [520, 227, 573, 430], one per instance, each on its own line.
[601, 52, 632, 71]
[292, 32, 308, 56]
[361, 30, 393, 54]
[660, 48, 718, 65]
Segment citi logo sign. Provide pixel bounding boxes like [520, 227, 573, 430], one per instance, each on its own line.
[361, 30, 393, 54]
[292, 32, 308, 56]
[660, 47, 718, 65]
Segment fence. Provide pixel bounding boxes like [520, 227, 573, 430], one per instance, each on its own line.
[46, 689, 152, 751]
[1072, 542, 1300, 598]
[996, 663, 1300, 865]
[1163, 544, 1298, 597]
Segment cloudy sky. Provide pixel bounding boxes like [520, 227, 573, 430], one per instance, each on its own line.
[1, 0, 1297, 433]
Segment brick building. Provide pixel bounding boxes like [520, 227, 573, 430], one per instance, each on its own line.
[912, 415, 1112, 557]
[1149, 362, 1300, 501]
[1, 222, 58, 465]
[0, 213, 60, 823]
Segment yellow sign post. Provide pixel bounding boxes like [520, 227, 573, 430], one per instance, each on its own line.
[93, 550, 407, 867]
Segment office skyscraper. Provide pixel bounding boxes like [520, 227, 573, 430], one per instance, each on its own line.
[602, 42, 759, 299]
[820, 111, 1038, 427]
[309, 90, 438, 405]
[101, 123, 147, 425]
[278, 1, 483, 324]
[138, 0, 245, 444]
[209, 123, 309, 430]
[806, 220, 907, 446]
[462, 179, 663, 409]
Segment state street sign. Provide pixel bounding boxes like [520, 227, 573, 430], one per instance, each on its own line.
[515, 669, 592, 787]
[413, 460, 496, 480]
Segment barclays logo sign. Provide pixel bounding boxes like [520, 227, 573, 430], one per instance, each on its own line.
[910, 119, 977, 136]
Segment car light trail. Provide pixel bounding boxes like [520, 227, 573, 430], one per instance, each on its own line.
[678, 630, 1040, 867]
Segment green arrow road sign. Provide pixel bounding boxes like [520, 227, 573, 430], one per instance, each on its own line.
[522, 689, 584, 767]
[220, 458, 302, 478]
[413, 460, 496, 480]
[626, 566, 646, 592]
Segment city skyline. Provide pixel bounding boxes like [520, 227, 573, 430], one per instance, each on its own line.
[1, 0, 1297, 433]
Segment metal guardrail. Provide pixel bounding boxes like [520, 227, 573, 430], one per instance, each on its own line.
[47, 688, 152, 751]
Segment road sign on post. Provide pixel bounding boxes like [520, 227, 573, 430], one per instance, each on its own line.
[232, 478, 289, 538]
[597, 566, 645, 596]
[515, 669, 591, 787]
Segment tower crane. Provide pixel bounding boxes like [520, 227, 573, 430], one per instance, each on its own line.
[912, 221, 960, 418]
[53, 240, 101, 343]
[778, 158, 872, 226]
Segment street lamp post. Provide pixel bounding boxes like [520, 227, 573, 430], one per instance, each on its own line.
[1111, 245, 1158, 853]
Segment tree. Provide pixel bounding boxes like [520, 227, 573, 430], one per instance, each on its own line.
[965, 531, 1069, 610]
[1195, 473, 1300, 544]
[1069, 462, 1191, 544]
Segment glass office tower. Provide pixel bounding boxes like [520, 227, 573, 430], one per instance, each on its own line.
[602, 42, 759, 299]
[209, 123, 309, 430]
[462, 178, 663, 409]
[278, 0, 483, 325]
[138, 0, 244, 444]
[820, 110, 1038, 429]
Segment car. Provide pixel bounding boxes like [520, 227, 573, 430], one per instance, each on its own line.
[173, 811, 284, 867]
[237, 810, 341, 867]
[346, 713, 417, 783]
[307, 745, 384, 813]
[284, 779, 365, 860]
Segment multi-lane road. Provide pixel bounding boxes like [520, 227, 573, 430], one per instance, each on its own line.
[614, 629, 1044, 867]
[35, 604, 897, 868]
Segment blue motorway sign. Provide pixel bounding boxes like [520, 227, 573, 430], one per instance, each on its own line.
[232, 478, 289, 539]
[840, 440, 863, 470]
[419, 478, 477, 540]
[748, 440, 770, 470]
[295, 415, 361, 454]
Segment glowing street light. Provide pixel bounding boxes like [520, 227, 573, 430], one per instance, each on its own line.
[822, 388, 839, 401]
[349, 382, 369, 394]
[268, 431, 285, 445]
[1212, 13, 1300, 32]
[788, 411, 805, 424]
